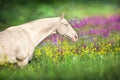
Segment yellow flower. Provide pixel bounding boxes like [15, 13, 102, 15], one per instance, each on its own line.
[107, 43, 111, 47]
[115, 48, 120, 51]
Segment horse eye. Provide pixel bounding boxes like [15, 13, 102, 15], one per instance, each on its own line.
[62, 23, 68, 26]
[64, 24, 68, 26]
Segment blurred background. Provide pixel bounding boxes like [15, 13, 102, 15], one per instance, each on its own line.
[0, 0, 120, 30]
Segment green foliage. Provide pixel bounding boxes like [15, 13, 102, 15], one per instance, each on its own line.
[0, 1, 119, 31]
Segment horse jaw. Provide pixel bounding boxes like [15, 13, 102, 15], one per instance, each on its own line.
[64, 31, 78, 42]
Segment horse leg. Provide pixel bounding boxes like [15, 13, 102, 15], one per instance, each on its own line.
[16, 50, 29, 68]
[17, 57, 29, 68]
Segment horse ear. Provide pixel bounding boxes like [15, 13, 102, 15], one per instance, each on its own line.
[60, 13, 64, 20]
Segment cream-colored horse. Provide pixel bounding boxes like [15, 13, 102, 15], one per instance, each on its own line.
[0, 14, 78, 67]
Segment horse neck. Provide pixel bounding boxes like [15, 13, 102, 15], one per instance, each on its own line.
[19, 17, 59, 46]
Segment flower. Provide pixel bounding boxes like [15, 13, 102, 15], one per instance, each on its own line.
[108, 15, 120, 24]
[70, 19, 87, 28]
[48, 34, 59, 45]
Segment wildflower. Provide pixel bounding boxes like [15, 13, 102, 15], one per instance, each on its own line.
[101, 29, 110, 38]
[115, 48, 120, 51]
[50, 34, 58, 45]
[108, 15, 120, 23]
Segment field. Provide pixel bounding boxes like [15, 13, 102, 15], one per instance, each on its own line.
[0, 1, 120, 80]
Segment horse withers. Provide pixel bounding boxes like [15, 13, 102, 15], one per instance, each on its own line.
[0, 13, 78, 68]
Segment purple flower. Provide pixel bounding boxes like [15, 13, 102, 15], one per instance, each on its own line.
[49, 34, 58, 45]
[108, 15, 120, 23]
[79, 19, 87, 27]
[85, 16, 109, 26]
[89, 28, 100, 35]
[89, 28, 110, 38]
[99, 28, 110, 38]
[108, 23, 120, 32]
[70, 19, 80, 28]
[85, 16, 100, 26]
[70, 19, 87, 28]
[115, 24, 120, 31]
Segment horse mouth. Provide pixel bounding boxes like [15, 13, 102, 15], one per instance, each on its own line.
[71, 38, 78, 42]
[64, 35, 77, 42]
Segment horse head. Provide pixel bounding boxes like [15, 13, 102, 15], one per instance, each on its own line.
[56, 13, 78, 42]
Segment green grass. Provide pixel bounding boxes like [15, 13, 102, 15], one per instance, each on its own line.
[0, 52, 120, 80]
[0, 33, 120, 80]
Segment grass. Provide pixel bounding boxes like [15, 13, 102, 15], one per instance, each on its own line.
[0, 33, 120, 80]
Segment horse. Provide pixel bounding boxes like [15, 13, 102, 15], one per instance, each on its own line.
[0, 13, 78, 68]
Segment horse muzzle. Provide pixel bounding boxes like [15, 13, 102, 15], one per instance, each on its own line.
[71, 37, 78, 42]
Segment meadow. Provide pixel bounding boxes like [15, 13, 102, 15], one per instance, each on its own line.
[0, 15, 120, 80]
[0, 1, 120, 80]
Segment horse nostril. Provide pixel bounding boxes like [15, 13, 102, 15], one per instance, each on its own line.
[75, 35, 78, 39]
